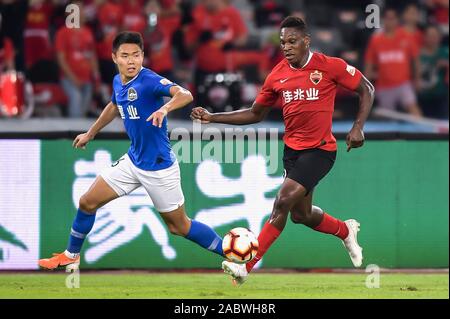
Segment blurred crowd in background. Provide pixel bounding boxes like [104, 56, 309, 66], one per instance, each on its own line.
[0, 0, 448, 121]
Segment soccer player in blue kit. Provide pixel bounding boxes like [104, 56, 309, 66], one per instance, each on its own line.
[39, 32, 224, 270]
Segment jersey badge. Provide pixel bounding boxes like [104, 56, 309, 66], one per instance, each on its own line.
[160, 78, 173, 86]
[346, 64, 356, 76]
[128, 87, 138, 101]
[310, 70, 322, 85]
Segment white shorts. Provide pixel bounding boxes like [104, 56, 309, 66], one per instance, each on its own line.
[100, 153, 185, 213]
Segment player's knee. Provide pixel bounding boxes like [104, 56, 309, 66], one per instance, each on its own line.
[290, 207, 312, 224]
[78, 195, 99, 214]
[273, 195, 295, 215]
[290, 212, 303, 224]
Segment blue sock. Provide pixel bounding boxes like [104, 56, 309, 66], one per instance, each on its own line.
[67, 208, 96, 254]
[185, 220, 223, 256]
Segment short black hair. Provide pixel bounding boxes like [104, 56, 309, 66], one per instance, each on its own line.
[112, 31, 144, 54]
[280, 16, 309, 35]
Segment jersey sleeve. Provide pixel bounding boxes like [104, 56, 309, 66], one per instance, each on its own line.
[110, 76, 117, 104]
[255, 74, 277, 106]
[150, 74, 177, 97]
[111, 88, 116, 105]
[329, 57, 362, 91]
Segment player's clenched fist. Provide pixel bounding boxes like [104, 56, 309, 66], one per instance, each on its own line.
[73, 132, 93, 149]
[346, 126, 365, 152]
[190, 107, 212, 123]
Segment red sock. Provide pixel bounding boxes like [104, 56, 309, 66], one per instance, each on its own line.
[246, 222, 282, 273]
[313, 212, 349, 240]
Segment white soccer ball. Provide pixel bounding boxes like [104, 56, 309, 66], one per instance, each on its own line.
[222, 227, 259, 264]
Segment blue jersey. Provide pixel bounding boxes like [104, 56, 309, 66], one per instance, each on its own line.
[111, 68, 176, 171]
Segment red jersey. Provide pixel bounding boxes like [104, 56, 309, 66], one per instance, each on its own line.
[55, 26, 96, 83]
[25, 1, 53, 31]
[98, 1, 123, 34]
[24, 2, 53, 67]
[255, 52, 362, 152]
[122, 0, 146, 33]
[365, 28, 418, 89]
[185, 4, 247, 72]
[145, 15, 181, 73]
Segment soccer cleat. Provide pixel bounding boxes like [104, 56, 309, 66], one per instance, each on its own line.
[39, 252, 80, 271]
[222, 260, 248, 286]
[342, 219, 363, 267]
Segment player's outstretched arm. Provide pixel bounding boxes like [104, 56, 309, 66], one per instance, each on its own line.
[346, 75, 375, 152]
[147, 85, 193, 127]
[190, 102, 270, 125]
[73, 102, 119, 149]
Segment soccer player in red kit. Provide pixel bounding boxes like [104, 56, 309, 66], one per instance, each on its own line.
[191, 16, 375, 285]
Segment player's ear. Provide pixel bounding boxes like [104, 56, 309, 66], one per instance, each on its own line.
[111, 53, 117, 64]
[303, 36, 311, 49]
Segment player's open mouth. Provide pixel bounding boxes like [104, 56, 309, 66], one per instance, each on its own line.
[285, 53, 295, 59]
[127, 67, 136, 72]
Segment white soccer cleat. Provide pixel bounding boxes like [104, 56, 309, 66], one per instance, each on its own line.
[342, 219, 363, 267]
[222, 260, 248, 286]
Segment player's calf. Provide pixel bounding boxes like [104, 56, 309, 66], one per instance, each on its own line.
[78, 195, 100, 214]
[161, 207, 224, 257]
[290, 211, 311, 225]
[166, 220, 190, 236]
[184, 220, 224, 256]
[311, 211, 349, 240]
[66, 208, 97, 258]
[270, 195, 298, 231]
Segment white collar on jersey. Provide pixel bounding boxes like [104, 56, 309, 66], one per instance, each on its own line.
[289, 50, 313, 70]
[122, 66, 144, 85]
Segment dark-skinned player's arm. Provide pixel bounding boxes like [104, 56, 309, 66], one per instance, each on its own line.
[190, 102, 271, 125]
[73, 102, 120, 149]
[147, 85, 194, 127]
[346, 75, 375, 152]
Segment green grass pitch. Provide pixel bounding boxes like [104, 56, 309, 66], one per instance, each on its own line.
[0, 272, 448, 299]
